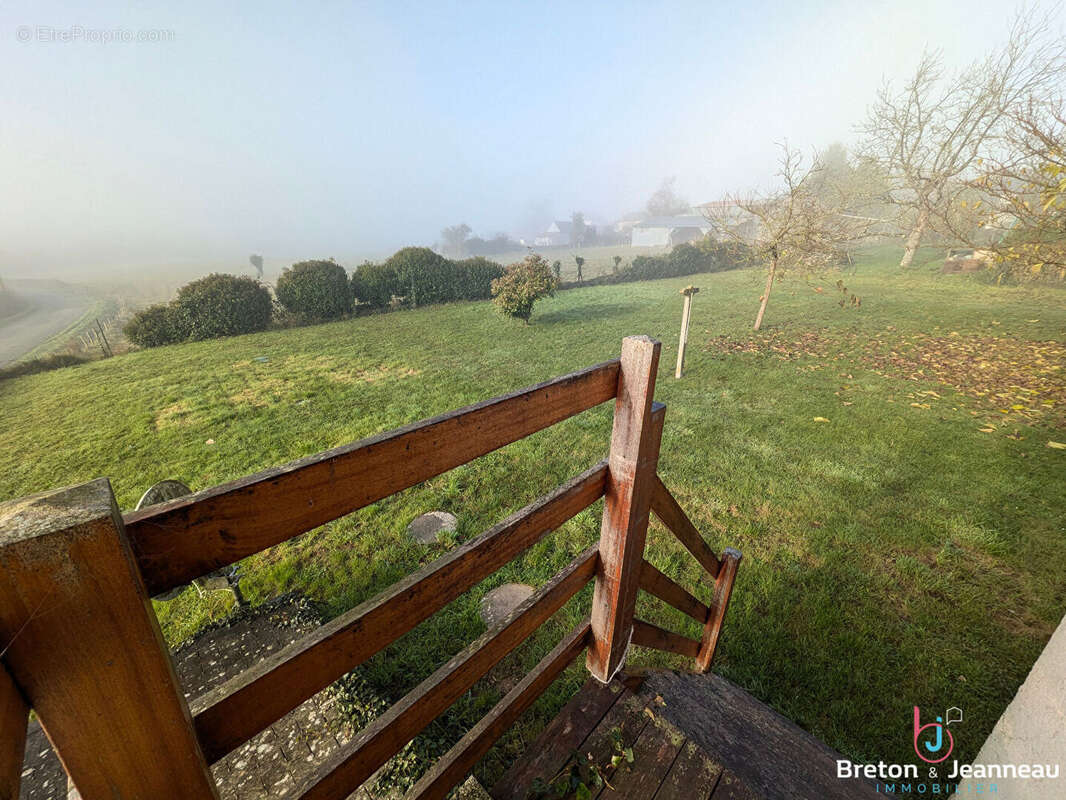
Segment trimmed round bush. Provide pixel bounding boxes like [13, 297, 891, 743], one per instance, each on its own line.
[452, 257, 505, 300]
[124, 303, 187, 348]
[491, 253, 558, 323]
[276, 260, 351, 319]
[351, 262, 401, 309]
[173, 274, 273, 341]
[384, 247, 452, 306]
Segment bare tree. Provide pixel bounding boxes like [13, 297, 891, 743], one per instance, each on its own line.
[705, 143, 876, 330]
[860, 9, 1066, 268]
[570, 212, 587, 248]
[647, 177, 690, 217]
[440, 223, 472, 257]
[942, 95, 1066, 279]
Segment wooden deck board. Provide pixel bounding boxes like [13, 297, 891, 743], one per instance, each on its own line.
[490, 678, 625, 800]
[652, 739, 722, 800]
[597, 716, 684, 800]
[495, 669, 880, 800]
[644, 671, 879, 800]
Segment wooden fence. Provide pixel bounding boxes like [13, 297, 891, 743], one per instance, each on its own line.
[0, 335, 740, 800]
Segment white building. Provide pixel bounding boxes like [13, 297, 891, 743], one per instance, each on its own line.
[630, 215, 714, 247]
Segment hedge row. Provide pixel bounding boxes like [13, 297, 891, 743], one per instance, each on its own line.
[125, 274, 273, 349]
[125, 240, 750, 349]
[349, 249, 504, 309]
[566, 239, 751, 288]
[125, 251, 507, 348]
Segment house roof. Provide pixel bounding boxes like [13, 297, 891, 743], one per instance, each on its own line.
[633, 215, 711, 229]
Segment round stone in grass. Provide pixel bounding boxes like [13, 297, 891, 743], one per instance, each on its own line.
[136, 479, 193, 510]
[407, 510, 458, 545]
[480, 583, 535, 628]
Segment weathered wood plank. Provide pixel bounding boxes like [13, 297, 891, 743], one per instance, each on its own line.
[0, 480, 218, 800]
[0, 663, 28, 800]
[709, 769, 762, 799]
[295, 547, 598, 800]
[638, 560, 709, 623]
[695, 548, 741, 673]
[652, 739, 722, 800]
[126, 360, 621, 595]
[588, 336, 663, 682]
[583, 690, 653, 799]
[650, 477, 720, 579]
[193, 464, 607, 763]
[643, 671, 880, 799]
[598, 716, 685, 800]
[490, 679, 626, 800]
[405, 620, 591, 800]
[631, 619, 701, 659]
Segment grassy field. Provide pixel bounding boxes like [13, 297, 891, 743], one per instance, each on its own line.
[1, 247, 1064, 788]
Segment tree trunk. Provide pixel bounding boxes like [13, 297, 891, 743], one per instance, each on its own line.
[753, 256, 777, 331]
[899, 208, 929, 269]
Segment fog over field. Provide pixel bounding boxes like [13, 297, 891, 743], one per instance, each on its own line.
[0, 0, 1052, 281]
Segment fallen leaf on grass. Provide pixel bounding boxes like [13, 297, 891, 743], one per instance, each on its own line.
[979, 427, 996, 433]
[1048, 441, 1066, 450]
[813, 417, 830, 422]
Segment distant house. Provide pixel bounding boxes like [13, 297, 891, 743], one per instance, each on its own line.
[693, 201, 762, 242]
[534, 219, 610, 247]
[630, 215, 714, 247]
[534, 221, 573, 247]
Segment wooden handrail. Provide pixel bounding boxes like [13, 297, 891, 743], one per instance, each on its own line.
[1, 661, 29, 800]
[0, 336, 744, 800]
[638, 560, 710, 623]
[631, 619, 701, 658]
[294, 547, 599, 800]
[192, 463, 608, 762]
[405, 620, 592, 800]
[125, 359, 621, 595]
[650, 476, 721, 579]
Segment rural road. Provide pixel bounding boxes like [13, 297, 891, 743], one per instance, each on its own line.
[0, 280, 95, 367]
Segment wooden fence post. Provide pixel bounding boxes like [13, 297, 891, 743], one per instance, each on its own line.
[675, 286, 699, 379]
[0, 663, 28, 800]
[587, 335, 662, 683]
[0, 479, 219, 800]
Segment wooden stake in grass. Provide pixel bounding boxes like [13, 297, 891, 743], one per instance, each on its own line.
[675, 286, 699, 379]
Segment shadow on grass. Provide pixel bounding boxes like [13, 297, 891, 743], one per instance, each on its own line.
[535, 300, 645, 325]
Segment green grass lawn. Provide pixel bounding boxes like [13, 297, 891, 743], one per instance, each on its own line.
[1, 248, 1064, 789]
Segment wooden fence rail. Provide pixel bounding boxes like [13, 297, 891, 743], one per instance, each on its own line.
[125, 359, 621, 595]
[0, 335, 742, 800]
[193, 461, 608, 763]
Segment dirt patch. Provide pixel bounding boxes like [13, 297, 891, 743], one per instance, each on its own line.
[154, 400, 200, 429]
[708, 328, 1066, 428]
[226, 357, 422, 408]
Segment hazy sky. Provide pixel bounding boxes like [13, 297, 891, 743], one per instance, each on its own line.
[1, 0, 1060, 277]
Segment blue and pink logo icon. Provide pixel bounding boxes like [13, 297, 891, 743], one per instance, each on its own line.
[913, 706, 955, 763]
